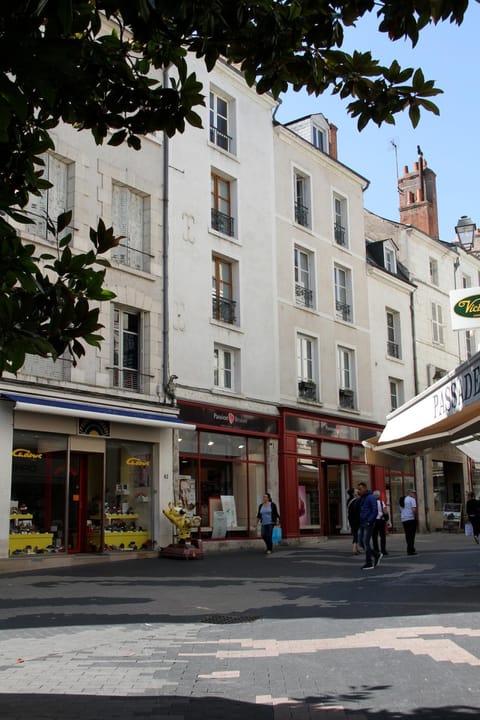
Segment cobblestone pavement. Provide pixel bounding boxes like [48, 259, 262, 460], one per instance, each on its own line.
[1, 533, 480, 719]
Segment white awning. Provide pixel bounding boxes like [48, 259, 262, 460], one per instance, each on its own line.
[365, 351, 480, 462]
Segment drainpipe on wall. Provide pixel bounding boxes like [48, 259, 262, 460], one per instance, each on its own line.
[162, 68, 170, 393]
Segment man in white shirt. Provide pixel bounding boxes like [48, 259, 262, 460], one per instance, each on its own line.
[400, 490, 417, 556]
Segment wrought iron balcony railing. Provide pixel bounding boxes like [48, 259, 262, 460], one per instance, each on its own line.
[209, 126, 233, 153]
[387, 340, 400, 358]
[111, 241, 151, 272]
[295, 202, 309, 227]
[334, 223, 347, 246]
[295, 283, 314, 308]
[212, 295, 237, 324]
[298, 380, 317, 400]
[336, 301, 351, 321]
[211, 208, 235, 237]
[339, 388, 355, 409]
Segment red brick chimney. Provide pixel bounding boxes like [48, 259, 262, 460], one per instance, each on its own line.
[398, 148, 439, 239]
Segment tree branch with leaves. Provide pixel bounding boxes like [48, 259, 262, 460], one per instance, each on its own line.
[0, 0, 472, 374]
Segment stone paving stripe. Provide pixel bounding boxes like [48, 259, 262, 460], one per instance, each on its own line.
[197, 670, 241, 679]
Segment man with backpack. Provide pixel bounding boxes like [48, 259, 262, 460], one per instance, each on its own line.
[400, 489, 417, 556]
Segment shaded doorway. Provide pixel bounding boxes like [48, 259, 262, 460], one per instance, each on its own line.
[323, 462, 349, 535]
[68, 452, 103, 553]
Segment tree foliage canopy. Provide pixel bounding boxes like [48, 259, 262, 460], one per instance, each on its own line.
[0, 0, 473, 374]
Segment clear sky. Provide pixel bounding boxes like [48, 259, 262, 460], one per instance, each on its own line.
[275, 4, 480, 242]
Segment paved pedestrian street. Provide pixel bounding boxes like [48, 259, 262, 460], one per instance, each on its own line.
[1, 533, 480, 719]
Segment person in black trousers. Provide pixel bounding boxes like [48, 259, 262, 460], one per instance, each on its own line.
[466, 491, 480, 544]
[257, 493, 280, 554]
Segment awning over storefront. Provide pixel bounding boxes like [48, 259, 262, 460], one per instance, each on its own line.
[365, 351, 480, 462]
[1, 392, 196, 430]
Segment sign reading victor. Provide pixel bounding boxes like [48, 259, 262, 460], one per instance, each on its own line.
[450, 287, 480, 330]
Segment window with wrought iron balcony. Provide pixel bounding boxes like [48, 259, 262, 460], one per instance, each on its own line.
[336, 301, 351, 321]
[295, 283, 314, 309]
[211, 207, 235, 237]
[212, 295, 236, 324]
[295, 202, 309, 228]
[298, 380, 317, 400]
[339, 388, 355, 409]
[334, 223, 347, 246]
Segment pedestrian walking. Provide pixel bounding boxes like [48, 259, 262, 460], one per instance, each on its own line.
[347, 488, 361, 555]
[466, 491, 480, 544]
[401, 489, 417, 555]
[372, 490, 388, 556]
[257, 493, 280, 555]
[357, 482, 382, 570]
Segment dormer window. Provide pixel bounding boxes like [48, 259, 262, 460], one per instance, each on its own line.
[384, 245, 397, 274]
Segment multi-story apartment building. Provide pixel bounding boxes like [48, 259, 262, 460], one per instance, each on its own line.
[365, 154, 480, 530]
[272, 114, 384, 539]
[1, 107, 192, 558]
[167, 59, 281, 542]
[3, 51, 479, 559]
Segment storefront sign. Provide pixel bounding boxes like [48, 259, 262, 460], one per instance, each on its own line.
[379, 351, 480, 445]
[12, 448, 43, 459]
[179, 403, 278, 435]
[450, 287, 480, 330]
[126, 457, 150, 467]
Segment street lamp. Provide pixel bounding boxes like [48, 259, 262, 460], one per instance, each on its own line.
[455, 215, 477, 251]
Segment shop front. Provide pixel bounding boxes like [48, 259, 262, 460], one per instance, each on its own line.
[279, 410, 384, 538]
[364, 352, 480, 531]
[177, 402, 279, 541]
[1, 391, 193, 558]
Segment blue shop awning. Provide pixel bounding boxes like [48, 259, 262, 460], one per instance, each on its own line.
[1, 392, 195, 430]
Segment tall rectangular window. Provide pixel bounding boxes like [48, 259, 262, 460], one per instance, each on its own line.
[212, 255, 236, 324]
[27, 154, 71, 241]
[111, 184, 148, 271]
[214, 345, 235, 390]
[389, 378, 404, 411]
[432, 302, 445, 344]
[294, 171, 310, 228]
[338, 346, 356, 409]
[334, 265, 352, 322]
[297, 334, 317, 400]
[429, 257, 439, 286]
[211, 172, 234, 237]
[294, 247, 314, 308]
[113, 308, 142, 392]
[333, 195, 348, 247]
[386, 309, 401, 358]
[209, 90, 233, 153]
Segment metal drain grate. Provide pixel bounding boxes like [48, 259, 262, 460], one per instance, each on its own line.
[201, 615, 260, 624]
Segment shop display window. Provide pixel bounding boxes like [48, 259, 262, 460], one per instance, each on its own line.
[178, 430, 266, 539]
[96, 440, 154, 552]
[10, 431, 68, 555]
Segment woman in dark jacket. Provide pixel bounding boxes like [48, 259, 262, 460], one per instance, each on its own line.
[257, 493, 280, 554]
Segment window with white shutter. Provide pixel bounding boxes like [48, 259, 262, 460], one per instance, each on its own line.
[26, 154, 70, 241]
[111, 183, 148, 271]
